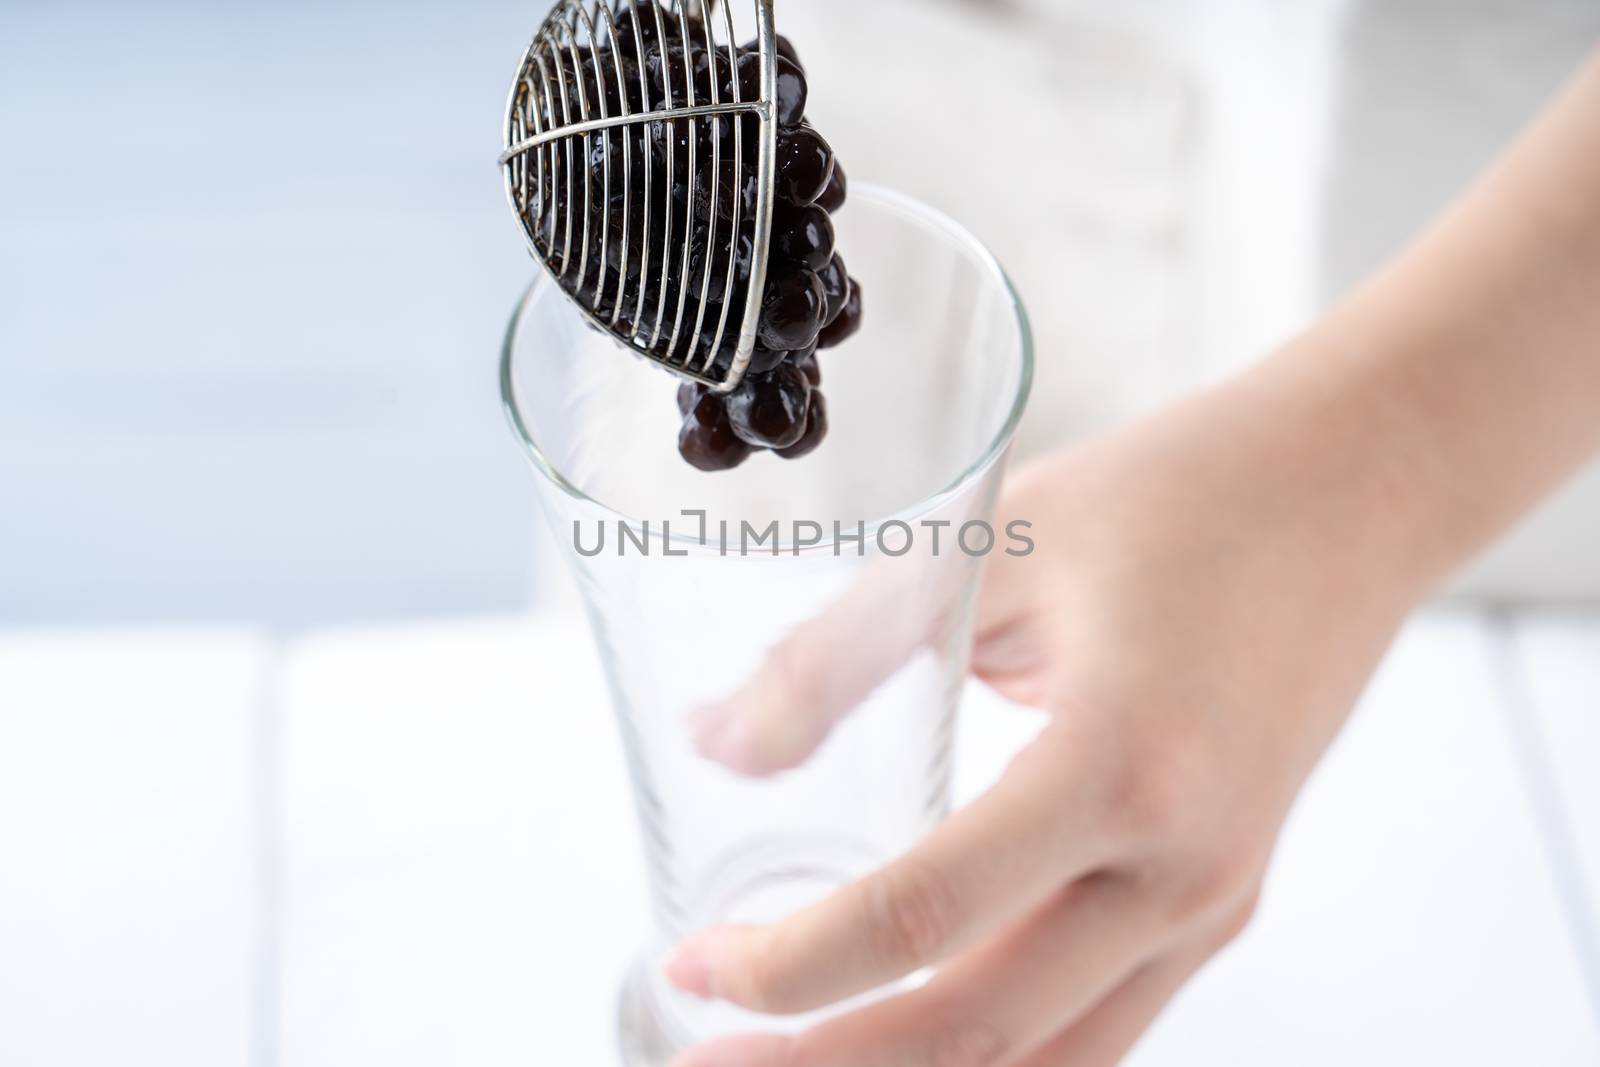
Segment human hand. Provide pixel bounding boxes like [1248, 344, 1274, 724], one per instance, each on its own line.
[665, 46, 1600, 1063]
[664, 368, 1421, 1067]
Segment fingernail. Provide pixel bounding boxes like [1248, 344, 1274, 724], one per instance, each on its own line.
[687, 701, 730, 738]
[692, 707, 769, 778]
[705, 716, 756, 771]
[664, 940, 715, 999]
[664, 926, 744, 1000]
[688, 703, 734, 756]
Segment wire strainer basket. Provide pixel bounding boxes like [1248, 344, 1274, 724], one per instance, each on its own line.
[499, 0, 779, 393]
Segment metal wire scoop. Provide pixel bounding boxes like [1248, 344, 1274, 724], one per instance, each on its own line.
[499, 0, 779, 393]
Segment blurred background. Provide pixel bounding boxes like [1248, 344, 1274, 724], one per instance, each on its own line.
[2, 1, 1598, 1065]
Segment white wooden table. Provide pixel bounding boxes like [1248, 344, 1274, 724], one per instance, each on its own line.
[2, 609, 1597, 1066]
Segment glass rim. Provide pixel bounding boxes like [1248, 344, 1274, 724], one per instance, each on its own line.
[500, 183, 1036, 555]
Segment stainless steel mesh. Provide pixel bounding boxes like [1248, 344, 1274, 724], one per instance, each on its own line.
[499, 0, 779, 392]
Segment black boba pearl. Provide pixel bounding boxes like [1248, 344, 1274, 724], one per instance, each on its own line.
[815, 162, 848, 213]
[775, 35, 804, 72]
[587, 124, 645, 186]
[776, 391, 828, 459]
[689, 158, 758, 226]
[758, 268, 826, 350]
[647, 112, 694, 163]
[775, 126, 835, 205]
[583, 50, 638, 116]
[687, 45, 730, 103]
[724, 49, 804, 123]
[687, 228, 757, 317]
[611, 3, 659, 51]
[818, 254, 850, 324]
[817, 278, 861, 349]
[775, 56, 807, 127]
[739, 33, 803, 73]
[614, 1, 688, 51]
[771, 33, 806, 73]
[747, 344, 792, 375]
[774, 203, 835, 271]
[677, 381, 708, 416]
[794, 348, 821, 386]
[725, 363, 812, 449]
[642, 42, 680, 97]
[679, 393, 753, 471]
[726, 50, 762, 103]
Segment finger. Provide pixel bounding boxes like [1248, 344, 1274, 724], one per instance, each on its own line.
[1011, 898, 1256, 1067]
[1007, 945, 1209, 1067]
[968, 613, 1058, 709]
[665, 725, 1116, 1013]
[689, 484, 1048, 777]
[973, 455, 1064, 639]
[668, 873, 1155, 1067]
[689, 553, 943, 776]
[969, 463, 1072, 708]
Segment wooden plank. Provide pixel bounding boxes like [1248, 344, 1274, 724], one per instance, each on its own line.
[0, 630, 269, 1067]
[277, 618, 640, 1066]
[280, 611, 1600, 1064]
[1506, 610, 1600, 1014]
[1126, 613, 1600, 1065]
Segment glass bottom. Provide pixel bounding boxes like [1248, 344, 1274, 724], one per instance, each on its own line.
[618, 962, 680, 1067]
[616, 835, 892, 1065]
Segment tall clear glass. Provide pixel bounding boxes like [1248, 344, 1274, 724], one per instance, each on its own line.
[502, 186, 1033, 1065]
